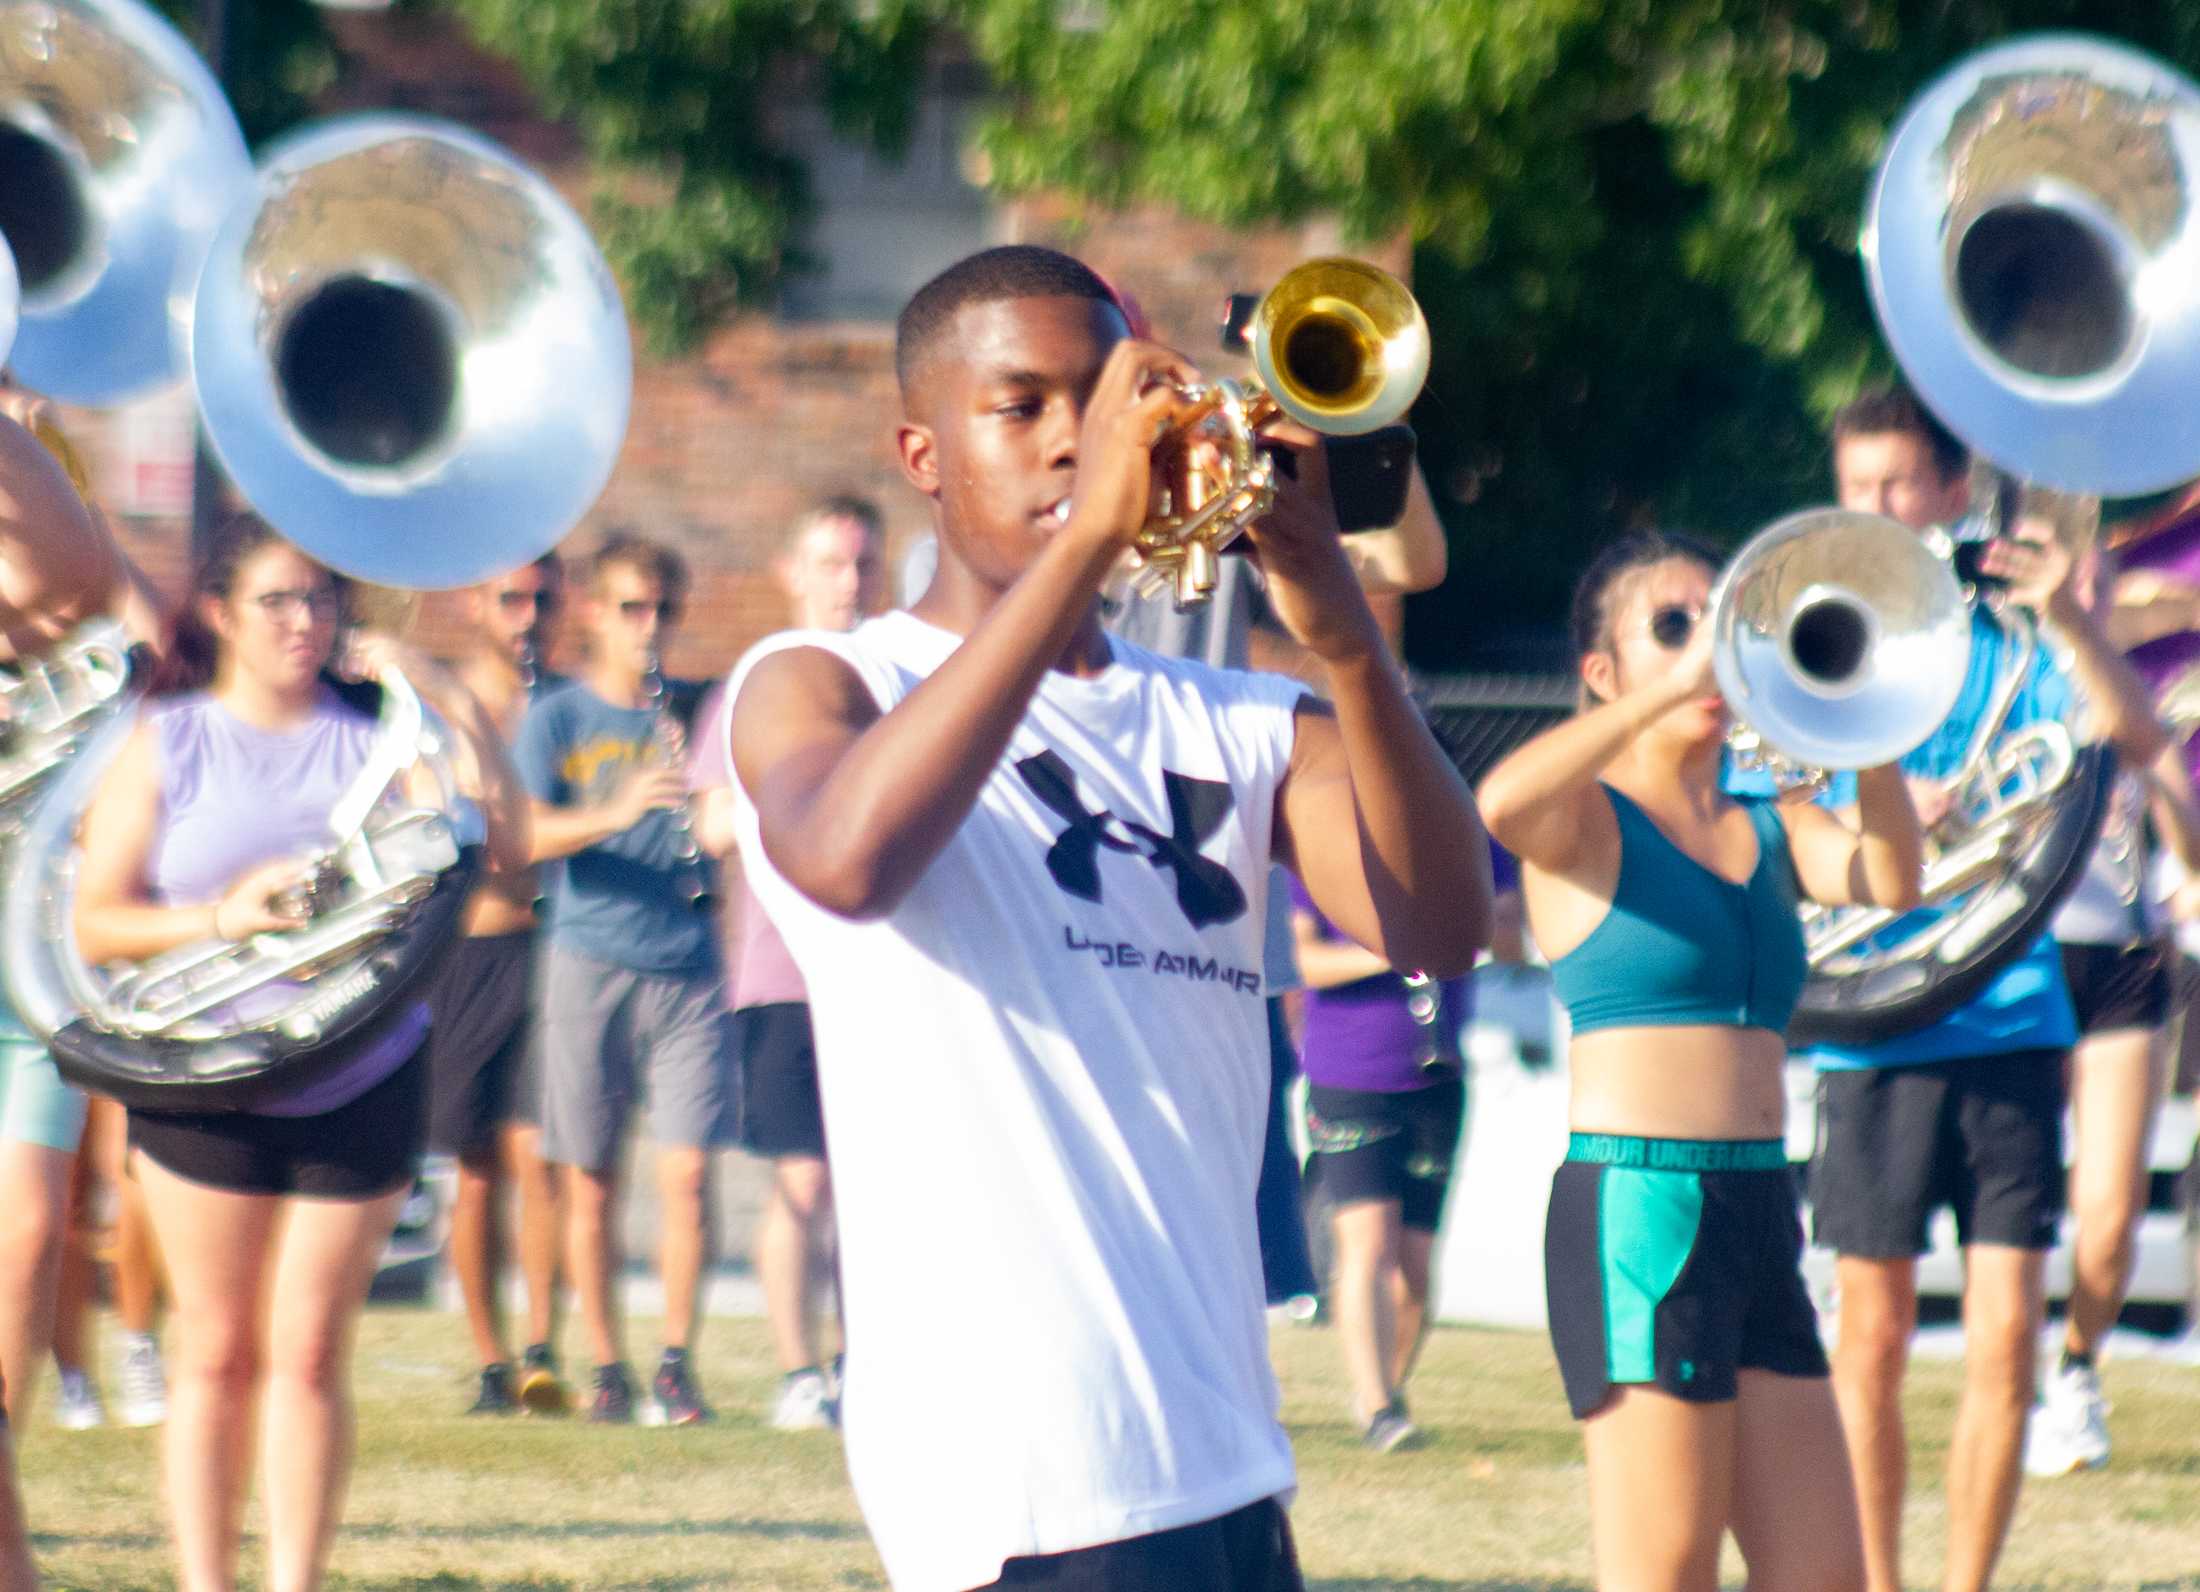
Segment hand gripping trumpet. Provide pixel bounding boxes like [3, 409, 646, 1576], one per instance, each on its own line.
[1131, 258, 1429, 609]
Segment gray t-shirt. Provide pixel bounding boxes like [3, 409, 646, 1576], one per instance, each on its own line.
[514, 679, 718, 974]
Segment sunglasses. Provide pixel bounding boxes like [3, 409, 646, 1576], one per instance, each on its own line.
[1642, 603, 1703, 651]
[617, 599, 681, 623]
[496, 589, 560, 614]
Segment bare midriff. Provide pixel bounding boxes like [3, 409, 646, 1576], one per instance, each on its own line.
[1567, 1023, 1789, 1142]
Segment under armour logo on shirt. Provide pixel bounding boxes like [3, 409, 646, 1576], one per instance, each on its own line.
[1015, 751, 1248, 928]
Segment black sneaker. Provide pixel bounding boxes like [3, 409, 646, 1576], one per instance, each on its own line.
[516, 1342, 573, 1417]
[467, 1363, 518, 1416]
[587, 1362, 636, 1424]
[642, 1349, 713, 1427]
[1361, 1395, 1419, 1454]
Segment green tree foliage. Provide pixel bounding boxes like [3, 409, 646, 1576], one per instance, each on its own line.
[151, 0, 336, 145]
[438, 0, 2200, 659]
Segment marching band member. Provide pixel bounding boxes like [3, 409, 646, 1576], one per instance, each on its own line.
[693, 497, 887, 1431]
[513, 534, 731, 1428]
[1479, 529, 1924, 1592]
[424, 553, 574, 1417]
[2029, 540, 2200, 1474]
[0, 397, 159, 1592]
[726, 244, 1489, 1592]
[71, 513, 521, 1592]
[1802, 385, 2164, 1592]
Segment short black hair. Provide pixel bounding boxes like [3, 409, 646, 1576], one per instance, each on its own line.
[1831, 383, 1968, 483]
[894, 245, 1120, 397]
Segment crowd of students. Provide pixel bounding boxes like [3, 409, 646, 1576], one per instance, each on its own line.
[10, 240, 2200, 1592]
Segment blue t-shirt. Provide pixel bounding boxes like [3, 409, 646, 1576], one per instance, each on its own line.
[513, 679, 718, 974]
[1728, 606, 2078, 1068]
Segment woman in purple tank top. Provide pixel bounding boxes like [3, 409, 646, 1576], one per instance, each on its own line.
[72, 514, 442, 1592]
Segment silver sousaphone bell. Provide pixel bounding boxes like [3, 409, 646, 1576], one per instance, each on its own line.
[0, 0, 249, 402]
[1782, 31, 2200, 1045]
[1709, 508, 1971, 781]
[1865, 33, 2200, 498]
[192, 114, 634, 588]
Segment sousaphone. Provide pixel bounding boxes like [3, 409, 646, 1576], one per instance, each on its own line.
[1791, 33, 2200, 1045]
[2, 93, 632, 1105]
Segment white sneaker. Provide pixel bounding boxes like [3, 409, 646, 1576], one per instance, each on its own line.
[769, 1368, 835, 1431]
[118, 1336, 167, 1428]
[54, 1368, 104, 1431]
[2024, 1359, 2110, 1477]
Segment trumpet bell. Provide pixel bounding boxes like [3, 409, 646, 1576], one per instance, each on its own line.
[1709, 508, 1971, 771]
[1863, 33, 2200, 496]
[191, 115, 633, 590]
[1251, 257, 1429, 436]
[0, 0, 249, 402]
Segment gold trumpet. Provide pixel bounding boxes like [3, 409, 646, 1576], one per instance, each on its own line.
[1134, 258, 1429, 609]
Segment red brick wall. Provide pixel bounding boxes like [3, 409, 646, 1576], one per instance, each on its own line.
[54, 9, 1403, 686]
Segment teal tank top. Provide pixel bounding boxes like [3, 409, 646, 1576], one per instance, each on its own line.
[1550, 786, 1808, 1037]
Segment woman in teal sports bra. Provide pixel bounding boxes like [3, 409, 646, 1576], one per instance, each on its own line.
[1479, 530, 1925, 1592]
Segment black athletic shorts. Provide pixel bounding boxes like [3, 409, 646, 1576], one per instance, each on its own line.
[1304, 1075, 1466, 1231]
[422, 931, 540, 1155]
[2061, 939, 2173, 1036]
[734, 1001, 826, 1159]
[973, 1497, 1302, 1592]
[1544, 1134, 1827, 1421]
[1809, 1049, 2065, 1257]
[131, 1047, 427, 1200]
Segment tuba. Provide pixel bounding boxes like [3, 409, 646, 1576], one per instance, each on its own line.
[1785, 33, 2200, 1045]
[1132, 257, 1428, 609]
[0, 0, 250, 403]
[0, 18, 632, 1103]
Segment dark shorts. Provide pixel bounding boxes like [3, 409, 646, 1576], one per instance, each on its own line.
[1810, 1049, 2065, 1257]
[2061, 939, 2173, 1036]
[973, 1498, 1301, 1592]
[2174, 954, 2200, 1097]
[423, 931, 540, 1155]
[1545, 1135, 1827, 1421]
[1304, 1075, 1466, 1231]
[734, 1001, 825, 1159]
[130, 1049, 427, 1200]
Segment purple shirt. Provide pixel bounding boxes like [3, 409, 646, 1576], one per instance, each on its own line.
[1288, 874, 1470, 1092]
[146, 689, 428, 1115]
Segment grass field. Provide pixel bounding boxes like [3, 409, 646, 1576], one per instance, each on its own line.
[19, 1310, 2200, 1590]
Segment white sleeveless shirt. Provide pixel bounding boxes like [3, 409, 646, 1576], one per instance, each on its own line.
[726, 611, 1306, 1592]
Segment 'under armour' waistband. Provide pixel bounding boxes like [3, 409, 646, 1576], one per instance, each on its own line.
[1566, 1132, 1789, 1173]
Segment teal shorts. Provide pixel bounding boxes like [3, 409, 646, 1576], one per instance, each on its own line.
[1543, 1133, 1826, 1419]
[0, 997, 86, 1154]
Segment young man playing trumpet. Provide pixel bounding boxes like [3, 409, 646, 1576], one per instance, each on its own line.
[725, 245, 1490, 1591]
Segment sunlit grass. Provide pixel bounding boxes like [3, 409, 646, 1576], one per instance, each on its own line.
[19, 1311, 2200, 1589]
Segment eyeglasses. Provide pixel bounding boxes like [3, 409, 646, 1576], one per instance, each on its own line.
[617, 599, 681, 623]
[1640, 603, 1703, 651]
[247, 587, 343, 622]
